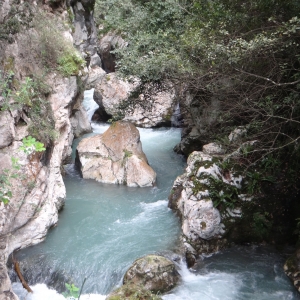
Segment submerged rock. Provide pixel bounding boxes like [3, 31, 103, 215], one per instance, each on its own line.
[123, 255, 180, 294]
[76, 121, 156, 187]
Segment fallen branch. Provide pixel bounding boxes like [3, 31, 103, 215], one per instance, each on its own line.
[12, 253, 33, 293]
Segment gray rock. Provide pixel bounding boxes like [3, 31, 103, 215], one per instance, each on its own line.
[70, 106, 92, 138]
[71, 0, 98, 59]
[123, 255, 180, 294]
[0, 263, 18, 300]
[89, 53, 101, 68]
[228, 126, 247, 142]
[0, 111, 15, 149]
[87, 71, 177, 127]
[202, 142, 225, 155]
[168, 151, 246, 262]
[99, 33, 127, 72]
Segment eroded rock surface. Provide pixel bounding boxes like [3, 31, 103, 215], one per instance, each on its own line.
[123, 255, 180, 294]
[76, 121, 156, 187]
[168, 151, 245, 266]
[86, 69, 178, 127]
[98, 32, 126, 73]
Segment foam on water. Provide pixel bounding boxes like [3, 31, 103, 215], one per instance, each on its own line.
[12, 126, 185, 296]
[11, 91, 300, 299]
[12, 283, 106, 300]
[91, 122, 109, 133]
[82, 89, 99, 121]
[140, 199, 168, 209]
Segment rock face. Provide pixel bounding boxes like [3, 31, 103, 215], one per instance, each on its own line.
[123, 255, 180, 294]
[168, 151, 245, 266]
[175, 91, 221, 156]
[0, 74, 85, 299]
[70, 105, 92, 138]
[0, 111, 15, 149]
[76, 121, 156, 187]
[0, 2, 93, 298]
[71, 0, 100, 66]
[0, 75, 85, 259]
[86, 68, 178, 127]
[98, 32, 126, 73]
[123, 84, 177, 128]
[0, 263, 18, 300]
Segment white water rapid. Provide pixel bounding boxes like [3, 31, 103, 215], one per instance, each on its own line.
[11, 91, 300, 300]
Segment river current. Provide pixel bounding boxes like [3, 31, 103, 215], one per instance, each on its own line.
[11, 91, 300, 299]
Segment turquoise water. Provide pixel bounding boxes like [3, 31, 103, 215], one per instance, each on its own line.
[13, 125, 186, 295]
[12, 92, 300, 299]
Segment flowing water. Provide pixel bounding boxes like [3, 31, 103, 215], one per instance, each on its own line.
[11, 91, 300, 300]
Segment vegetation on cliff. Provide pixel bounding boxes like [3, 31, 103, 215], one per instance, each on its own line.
[0, 2, 84, 205]
[95, 0, 300, 243]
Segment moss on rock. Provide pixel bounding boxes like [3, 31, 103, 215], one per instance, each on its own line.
[106, 283, 162, 300]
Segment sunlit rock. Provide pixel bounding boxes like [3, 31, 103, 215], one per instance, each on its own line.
[76, 121, 156, 187]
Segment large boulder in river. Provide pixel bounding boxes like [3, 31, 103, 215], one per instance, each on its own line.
[168, 151, 244, 266]
[76, 121, 156, 187]
[123, 255, 180, 294]
[86, 68, 178, 127]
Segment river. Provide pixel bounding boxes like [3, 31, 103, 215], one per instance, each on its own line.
[11, 91, 300, 300]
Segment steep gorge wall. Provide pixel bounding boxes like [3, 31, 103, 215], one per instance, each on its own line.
[0, 0, 95, 298]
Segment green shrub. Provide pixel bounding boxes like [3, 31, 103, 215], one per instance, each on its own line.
[57, 52, 85, 77]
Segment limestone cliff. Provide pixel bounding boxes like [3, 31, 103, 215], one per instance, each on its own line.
[0, 0, 93, 298]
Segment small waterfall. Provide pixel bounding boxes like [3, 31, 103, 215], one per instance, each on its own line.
[171, 102, 182, 127]
[82, 89, 99, 122]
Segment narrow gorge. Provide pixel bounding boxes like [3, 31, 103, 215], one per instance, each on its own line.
[1, 0, 300, 299]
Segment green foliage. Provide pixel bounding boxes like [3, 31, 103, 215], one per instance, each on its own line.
[95, 0, 186, 82]
[19, 136, 46, 155]
[208, 176, 239, 208]
[246, 171, 275, 194]
[1, 73, 56, 145]
[0, 157, 20, 204]
[0, 70, 14, 109]
[63, 283, 79, 299]
[57, 52, 85, 77]
[252, 211, 273, 238]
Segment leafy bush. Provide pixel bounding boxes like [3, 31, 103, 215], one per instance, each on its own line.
[19, 136, 46, 155]
[57, 52, 85, 77]
[0, 71, 56, 145]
